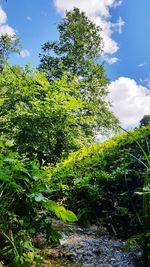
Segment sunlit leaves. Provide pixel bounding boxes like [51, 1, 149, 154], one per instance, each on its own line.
[44, 200, 77, 222]
[0, 64, 85, 164]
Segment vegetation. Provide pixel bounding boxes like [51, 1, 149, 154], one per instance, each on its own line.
[0, 34, 20, 71]
[50, 125, 150, 263]
[0, 6, 149, 266]
[39, 8, 119, 138]
[0, 64, 88, 165]
[0, 140, 77, 265]
[39, 8, 103, 80]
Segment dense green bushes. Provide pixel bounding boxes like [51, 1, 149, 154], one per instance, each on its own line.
[0, 64, 118, 166]
[1, 126, 149, 265]
[49, 125, 150, 263]
[50, 126, 150, 235]
[0, 65, 86, 165]
[0, 140, 77, 265]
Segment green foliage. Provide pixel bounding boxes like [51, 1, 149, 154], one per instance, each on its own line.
[39, 7, 103, 80]
[39, 8, 119, 137]
[0, 140, 77, 265]
[0, 34, 20, 71]
[0, 64, 89, 164]
[50, 126, 150, 234]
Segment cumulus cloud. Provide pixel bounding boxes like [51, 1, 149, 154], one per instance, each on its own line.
[20, 49, 30, 58]
[108, 77, 150, 128]
[0, 6, 15, 36]
[53, 0, 124, 55]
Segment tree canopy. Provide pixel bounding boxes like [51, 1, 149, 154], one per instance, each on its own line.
[0, 8, 119, 165]
[39, 8, 119, 138]
[0, 64, 87, 164]
[39, 8, 103, 80]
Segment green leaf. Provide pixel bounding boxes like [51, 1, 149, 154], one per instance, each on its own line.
[43, 200, 57, 212]
[29, 192, 47, 202]
[44, 201, 77, 222]
[5, 140, 14, 147]
[62, 210, 78, 222]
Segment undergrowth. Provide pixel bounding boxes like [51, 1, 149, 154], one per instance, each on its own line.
[0, 140, 77, 266]
[49, 125, 150, 264]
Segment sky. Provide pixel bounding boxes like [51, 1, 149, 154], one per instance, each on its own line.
[0, 0, 150, 128]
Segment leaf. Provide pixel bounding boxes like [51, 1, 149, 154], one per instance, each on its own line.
[23, 240, 34, 251]
[44, 201, 77, 222]
[54, 206, 77, 222]
[5, 140, 14, 147]
[43, 200, 57, 212]
[29, 192, 47, 202]
[62, 210, 78, 222]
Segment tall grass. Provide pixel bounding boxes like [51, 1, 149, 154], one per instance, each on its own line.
[122, 127, 150, 264]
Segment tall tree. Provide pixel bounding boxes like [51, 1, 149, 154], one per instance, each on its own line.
[39, 8, 103, 80]
[39, 8, 119, 137]
[0, 34, 20, 71]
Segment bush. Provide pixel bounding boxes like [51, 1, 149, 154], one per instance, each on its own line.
[50, 126, 150, 234]
[0, 140, 77, 265]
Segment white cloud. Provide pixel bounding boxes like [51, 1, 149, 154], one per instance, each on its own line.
[0, 24, 15, 36]
[53, 0, 124, 55]
[138, 62, 147, 68]
[113, 0, 123, 7]
[20, 49, 30, 58]
[0, 6, 7, 25]
[0, 6, 15, 36]
[108, 77, 150, 128]
[113, 16, 125, 34]
[93, 16, 119, 54]
[54, 0, 120, 18]
[104, 55, 119, 64]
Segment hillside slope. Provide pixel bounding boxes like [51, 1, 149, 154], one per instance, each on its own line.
[50, 126, 150, 237]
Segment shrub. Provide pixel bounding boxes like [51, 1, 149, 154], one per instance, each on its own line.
[50, 126, 150, 234]
[0, 140, 77, 265]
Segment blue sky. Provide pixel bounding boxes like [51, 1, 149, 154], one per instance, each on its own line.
[0, 0, 150, 128]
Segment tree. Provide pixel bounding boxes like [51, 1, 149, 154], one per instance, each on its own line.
[140, 115, 150, 127]
[0, 34, 20, 71]
[39, 8, 103, 80]
[39, 8, 119, 137]
[0, 64, 85, 164]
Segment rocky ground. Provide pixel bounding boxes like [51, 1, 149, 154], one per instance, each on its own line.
[36, 220, 143, 267]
